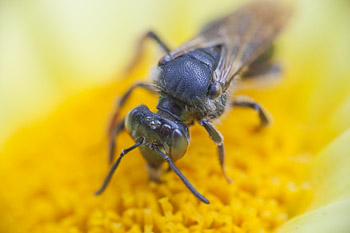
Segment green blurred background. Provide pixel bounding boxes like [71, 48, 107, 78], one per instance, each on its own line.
[0, 0, 349, 147]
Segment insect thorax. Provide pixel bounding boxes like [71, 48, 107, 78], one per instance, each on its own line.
[156, 47, 227, 122]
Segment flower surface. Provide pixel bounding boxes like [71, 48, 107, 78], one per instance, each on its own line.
[0, 71, 313, 232]
[0, 0, 349, 233]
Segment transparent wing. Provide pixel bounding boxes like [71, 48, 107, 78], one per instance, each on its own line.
[166, 1, 291, 91]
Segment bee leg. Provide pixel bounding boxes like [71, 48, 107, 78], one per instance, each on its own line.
[107, 82, 158, 137]
[95, 140, 143, 195]
[144, 31, 171, 53]
[200, 119, 232, 184]
[124, 30, 170, 75]
[108, 118, 125, 164]
[231, 96, 271, 128]
[154, 146, 209, 204]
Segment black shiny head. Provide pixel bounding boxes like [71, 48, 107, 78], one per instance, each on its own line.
[123, 105, 209, 204]
[125, 105, 189, 167]
[96, 104, 209, 204]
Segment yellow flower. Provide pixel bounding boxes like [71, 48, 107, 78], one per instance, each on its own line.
[277, 130, 350, 233]
[0, 0, 349, 233]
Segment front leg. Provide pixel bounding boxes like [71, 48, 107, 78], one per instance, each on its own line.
[107, 82, 158, 137]
[107, 83, 158, 164]
[108, 118, 125, 164]
[232, 96, 271, 127]
[200, 119, 232, 183]
[124, 30, 171, 75]
[154, 146, 209, 204]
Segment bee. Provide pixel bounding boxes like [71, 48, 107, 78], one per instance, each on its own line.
[95, 1, 291, 204]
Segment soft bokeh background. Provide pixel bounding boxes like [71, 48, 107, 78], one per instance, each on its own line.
[1, 0, 349, 149]
[0, 0, 349, 232]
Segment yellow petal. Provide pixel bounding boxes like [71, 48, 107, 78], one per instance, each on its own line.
[277, 129, 350, 233]
[310, 129, 350, 209]
[277, 200, 350, 233]
[328, 95, 350, 140]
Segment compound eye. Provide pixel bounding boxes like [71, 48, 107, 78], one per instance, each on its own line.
[208, 82, 222, 99]
[160, 124, 172, 138]
[170, 129, 188, 160]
